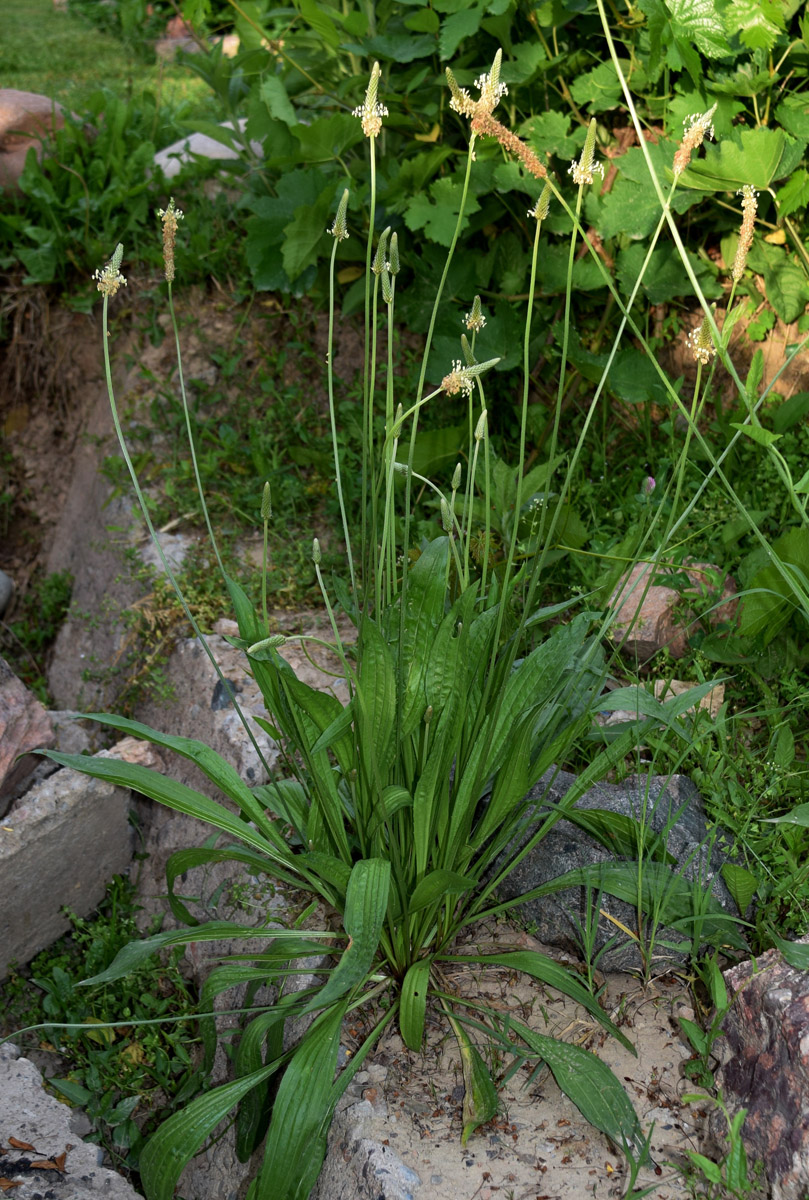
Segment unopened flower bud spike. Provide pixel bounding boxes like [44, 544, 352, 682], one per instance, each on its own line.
[329, 189, 350, 241]
[373, 227, 390, 276]
[389, 231, 400, 276]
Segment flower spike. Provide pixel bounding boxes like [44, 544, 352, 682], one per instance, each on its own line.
[353, 62, 388, 138]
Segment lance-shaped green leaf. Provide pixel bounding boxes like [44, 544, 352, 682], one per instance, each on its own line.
[49, 712, 286, 848]
[254, 1002, 347, 1200]
[400, 959, 431, 1051]
[139, 1059, 282, 1200]
[445, 1012, 498, 1144]
[37, 750, 297, 871]
[80, 922, 332, 987]
[440, 951, 634, 1053]
[355, 619, 397, 789]
[399, 537, 451, 736]
[300, 858, 390, 1014]
[513, 1021, 647, 1159]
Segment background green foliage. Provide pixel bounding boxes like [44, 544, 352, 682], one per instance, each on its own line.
[169, 0, 809, 372]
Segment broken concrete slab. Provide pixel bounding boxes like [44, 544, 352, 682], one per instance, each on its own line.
[0, 1042, 143, 1198]
[0, 765, 134, 978]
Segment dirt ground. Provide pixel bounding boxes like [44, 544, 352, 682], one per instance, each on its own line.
[321, 921, 725, 1200]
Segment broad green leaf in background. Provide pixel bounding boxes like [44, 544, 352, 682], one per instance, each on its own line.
[502, 42, 547, 84]
[720, 864, 758, 913]
[747, 239, 809, 324]
[776, 169, 809, 219]
[298, 0, 341, 48]
[404, 178, 481, 247]
[282, 186, 335, 281]
[724, 0, 785, 51]
[260, 77, 298, 127]
[678, 128, 787, 191]
[739, 528, 809, 643]
[342, 33, 435, 61]
[768, 929, 809, 969]
[570, 59, 627, 111]
[405, 9, 440, 33]
[521, 110, 581, 161]
[439, 6, 485, 58]
[666, 0, 729, 58]
[730, 422, 782, 448]
[617, 243, 723, 303]
[775, 96, 809, 141]
[294, 114, 363, 162]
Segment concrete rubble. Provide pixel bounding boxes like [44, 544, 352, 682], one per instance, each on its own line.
[0, 1042, 143, 1198]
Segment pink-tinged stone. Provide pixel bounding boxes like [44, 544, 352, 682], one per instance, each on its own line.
[0, 89, 70, 189]
[0, 656, 54, 817]
[610, 560, 738, 663]
[714, 938, 809, 1200]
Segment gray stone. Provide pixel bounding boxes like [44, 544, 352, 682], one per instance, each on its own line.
[0, 568, 13, 615]
[45, 371, 142, 712]
[0, 764, 134, 978]
[495, 769, 738, 973]
[0, 1042, 143, 1197]
[313, 1101, 423, 1200]
[153, 119, 263, 180]
[139, 531, 193, 576]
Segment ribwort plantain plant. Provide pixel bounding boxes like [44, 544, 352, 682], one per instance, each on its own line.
[31, 49, 775, 1200]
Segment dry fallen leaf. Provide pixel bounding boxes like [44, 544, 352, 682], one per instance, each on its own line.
[7, 1138, 35, 1152]
[30, 1160, 60, 1171]
[0, 1180, 22, 1193]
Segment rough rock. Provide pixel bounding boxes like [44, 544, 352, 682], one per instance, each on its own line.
[45, 361, 143, 712]
[0, 763, 134, 978]
[0, 568, 13, 615]
[712, 938, 809, 1200]
[139, 530, 192, 576]
[610, 560, 738, 662]
[153, 118, 263, 179]
[0, 1043, 143, 1198]
[0, 89, 70, 189]
[495, 769, 738, 973]
[0, 656, 54, 819]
